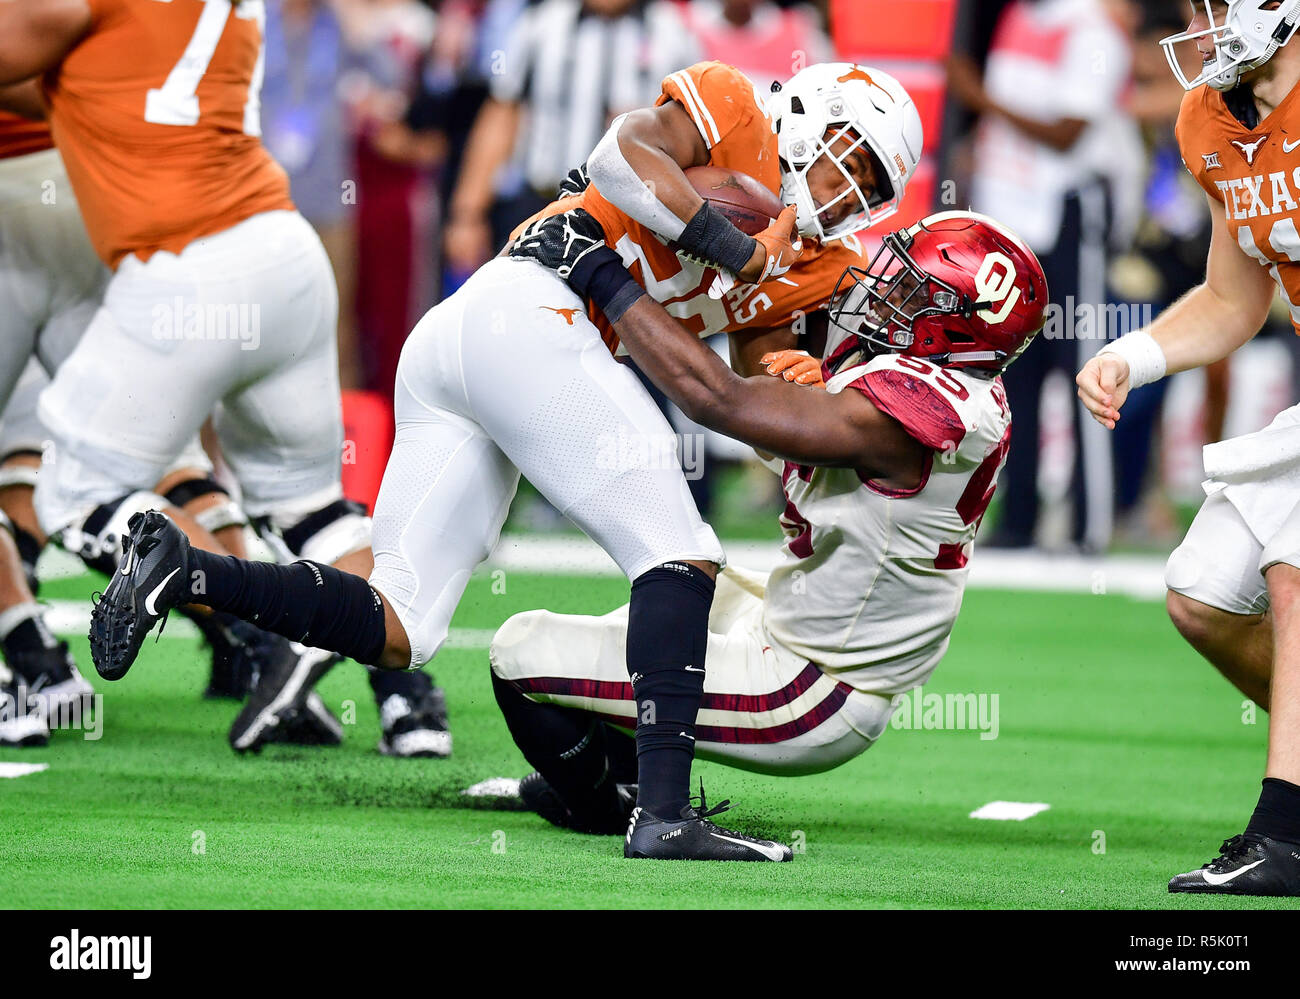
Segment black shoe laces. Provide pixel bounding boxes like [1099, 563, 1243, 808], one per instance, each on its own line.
[1205, 834, 1256, 871]
[684, 778, 765, 842]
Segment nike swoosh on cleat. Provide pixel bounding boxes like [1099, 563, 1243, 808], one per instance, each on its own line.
[144, 568, 181, 616]
[710, 833, 788, 861]
[1201, 858, 1265, 885]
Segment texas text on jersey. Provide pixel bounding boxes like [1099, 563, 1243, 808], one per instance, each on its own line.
[1177, 81, 1300, 330]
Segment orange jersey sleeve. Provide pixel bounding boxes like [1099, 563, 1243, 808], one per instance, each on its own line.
[1176, 83, 1300, 331]
[42, 0, 292, 269]
[0, 112, 53, 160]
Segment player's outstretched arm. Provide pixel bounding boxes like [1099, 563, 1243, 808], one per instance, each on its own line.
[1077, 194, 1275, 429]
[614, 295, 919, 475]
[0, 0, 90, 85]
[510, 208, 922, 477]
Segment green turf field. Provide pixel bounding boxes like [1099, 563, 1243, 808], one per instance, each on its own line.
[3, 567, 1295, 910]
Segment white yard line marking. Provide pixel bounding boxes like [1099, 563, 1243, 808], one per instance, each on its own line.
[462, 777, 521, 799]
[0, 762, 49, 779]
[969, 800, 1051, 821]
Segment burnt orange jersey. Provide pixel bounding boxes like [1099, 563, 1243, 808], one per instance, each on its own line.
[516, 61, 866, 351]
[41, 0, 292, 269]
[1177, 83, 1300, 331]
[0, 112, 53, 160]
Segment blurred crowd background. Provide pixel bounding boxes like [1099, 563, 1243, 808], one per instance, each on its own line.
[269, 0, 1297, 554]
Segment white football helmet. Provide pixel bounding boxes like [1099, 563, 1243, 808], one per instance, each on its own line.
[767, 62, 923, 241]
[1161, 0, 1300, 91]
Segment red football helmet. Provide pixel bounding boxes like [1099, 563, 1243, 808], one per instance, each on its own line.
[828, 210, 1048, 372]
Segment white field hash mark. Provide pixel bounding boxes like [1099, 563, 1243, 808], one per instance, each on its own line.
[969, 800, 1050, 821]
[0, 762, 49, 779]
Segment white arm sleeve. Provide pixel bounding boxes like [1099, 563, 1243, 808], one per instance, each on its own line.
[586, 114, 691, 241]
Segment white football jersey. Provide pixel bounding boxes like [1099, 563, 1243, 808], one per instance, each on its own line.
[762, 349, 1012, 696]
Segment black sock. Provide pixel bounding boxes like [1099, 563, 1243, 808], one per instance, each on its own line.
[0, 612, 56, 657]
[369, 665, 433, 702]
[626, 562, 715, 818]
[1245, 777, 1300, 843]
[604, 724, 638, 785]
[11, 525, 43, 595]
[188, 549, 387, 665]
[491, 672, 620, 826]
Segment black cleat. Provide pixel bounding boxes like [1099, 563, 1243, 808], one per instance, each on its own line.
[1168, 833, 1300, 896]
[4, 638, 94, 723]
[624, 782, 792, 861]
[186, 612, 261, 700]
[88, 510, 191, 681]
[277, 691, 344, 746]
[228, 643, 338, 753]
[377, 687, 452, 758]
[0, 680, 48, 747]
[518, 770, 636, 834]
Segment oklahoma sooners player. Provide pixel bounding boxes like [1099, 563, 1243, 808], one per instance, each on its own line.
[92, 59, 922, 861]
[1077, 0, 1300, 895]
[0, 0, 452, 756]
[496, 208, 1043, 857]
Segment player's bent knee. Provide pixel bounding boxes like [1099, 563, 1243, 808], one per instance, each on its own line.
[1265, 562, 1300, 607]
[161, 475, 249, 535]
[1166, 589, 1253, 649]
[488, 609, 550, 681]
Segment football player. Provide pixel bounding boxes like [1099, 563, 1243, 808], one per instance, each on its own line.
[90, 58, 922, 861]
[0, 111, 101, 727]
[1077, 0, 1300, 894]
[495, 207, 1044, 856]
[0, 0, 448, 756]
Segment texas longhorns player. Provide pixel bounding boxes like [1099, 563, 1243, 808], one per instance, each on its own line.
[91, 59, 922, 861]
[0, 110, 102, 724]
[1076, 0, 1300, 895]
[0, 0, 462, 757]
[496, 208, 1043, 857]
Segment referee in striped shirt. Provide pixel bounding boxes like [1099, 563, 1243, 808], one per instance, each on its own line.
[443, 0, 701, 282]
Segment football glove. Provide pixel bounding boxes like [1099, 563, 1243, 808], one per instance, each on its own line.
[557, 163, 592, 199]
[709, 204, 803, 300]
[509, 207, 608, 281]
[752, 205, 803, 282]
[761, 349, 824, 388]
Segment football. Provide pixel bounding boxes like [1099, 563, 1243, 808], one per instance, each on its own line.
[684, 165, 784, 235]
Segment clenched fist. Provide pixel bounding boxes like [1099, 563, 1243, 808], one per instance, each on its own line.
[1075, 353, 1131, 430]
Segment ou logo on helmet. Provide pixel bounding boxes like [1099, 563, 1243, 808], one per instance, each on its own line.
[974, 252, 1020, 325]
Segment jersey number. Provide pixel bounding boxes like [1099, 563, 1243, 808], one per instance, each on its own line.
[955, 427, 1011, 526]
[144, 0, 265, 135]
[1237, 220, 1300, 325]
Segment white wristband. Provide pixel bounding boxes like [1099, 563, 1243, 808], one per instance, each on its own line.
[1097, 330, 1167, 390]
